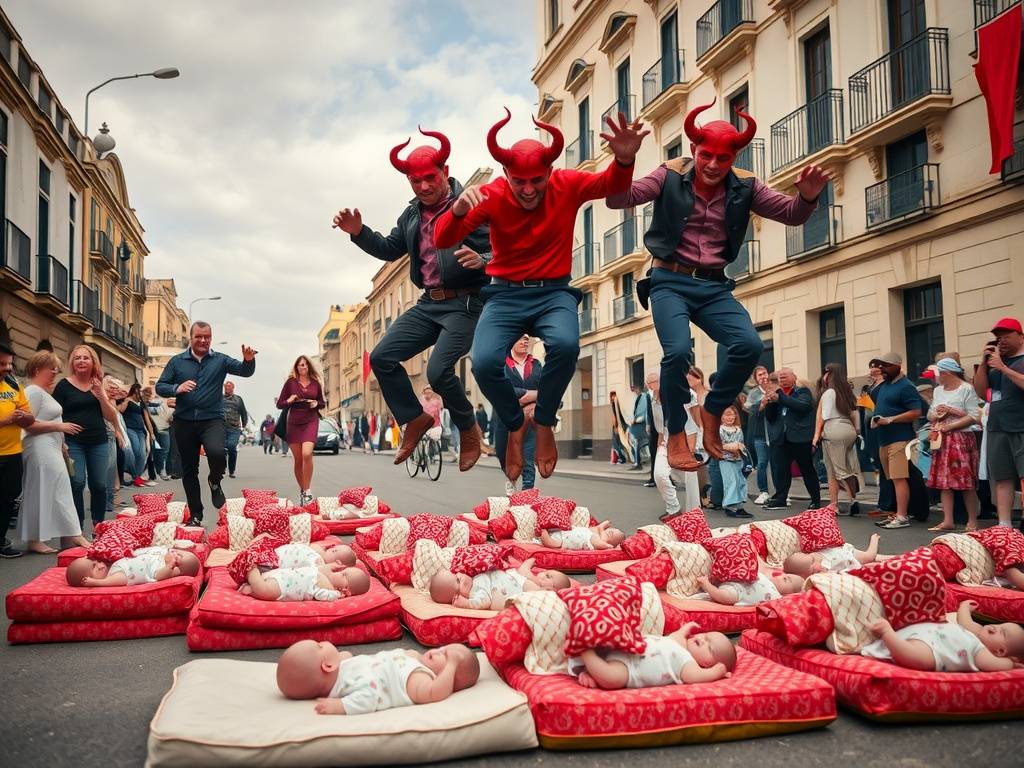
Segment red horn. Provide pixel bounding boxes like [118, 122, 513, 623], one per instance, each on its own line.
[486, 107, 516, 168]
[418, 126, 451, 167]
[389, 137, 412, 174]
[533, 116, 564, 165]
[683, 98, 716, 145]
[732, 108, 757, 150]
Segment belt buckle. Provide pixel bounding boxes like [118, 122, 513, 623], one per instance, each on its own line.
[428, 288, 445, 300]
[521, 279, 543, 288]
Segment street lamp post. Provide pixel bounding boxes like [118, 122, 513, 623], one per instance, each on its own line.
[84, 67, 180, 137]
[188, 296, 221, 319]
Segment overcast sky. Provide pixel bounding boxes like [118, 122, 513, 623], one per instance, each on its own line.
[6, 0, 536, 420]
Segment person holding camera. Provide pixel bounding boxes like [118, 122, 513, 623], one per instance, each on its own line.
[762, 368, 820, 511]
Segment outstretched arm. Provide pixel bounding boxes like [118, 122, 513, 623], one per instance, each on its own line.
[82, 572, 129, 588]
[680, 661, 730, 683]
[856, 533, 880, 564]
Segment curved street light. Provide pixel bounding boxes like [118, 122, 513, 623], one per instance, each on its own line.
[188, 295, 221, 319]
[84, 67, 180, 136]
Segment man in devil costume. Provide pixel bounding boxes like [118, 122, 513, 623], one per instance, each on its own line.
[333, 128, 491, 470]
[434, 111, 648, 481]
[607, 100, 829, 471]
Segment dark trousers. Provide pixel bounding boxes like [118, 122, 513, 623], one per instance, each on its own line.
[769, 439, 821, 507]
[0, 453, 23, 536]
[494, 421, 537, 489]
[173, 418, 225, 520]
[370, 295, 480, 431]
[649, 270, 762, 433]
[471, 285, 580, 431]
[709, 458, 724, 506]
[225, 427, 242, 474]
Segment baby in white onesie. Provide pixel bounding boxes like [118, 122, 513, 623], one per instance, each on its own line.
[239, 565, 370, 602]
[783, 533, 887, 578]
[274, 541, 357, 569]
[696, 570, 803, 606]
[428, 557, 571, 610]
[66, 546, 201, 587]
[276, 640, 480, 713]
[539, 520, 625, 551]
[570, 622, 736, 689]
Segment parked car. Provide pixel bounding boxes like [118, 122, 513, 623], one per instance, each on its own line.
[315, 419, 342, 454]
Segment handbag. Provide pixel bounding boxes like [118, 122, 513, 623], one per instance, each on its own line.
[740, 449, 754, 478]
[273, 407, 289, 441]
[928, 428, 943, 451]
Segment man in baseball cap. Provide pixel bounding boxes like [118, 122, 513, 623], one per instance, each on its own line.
[975, 316, 1024, 529]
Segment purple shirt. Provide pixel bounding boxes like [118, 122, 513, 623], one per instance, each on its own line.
[607, 164, 818, 268]
[417, 198, 449, 288]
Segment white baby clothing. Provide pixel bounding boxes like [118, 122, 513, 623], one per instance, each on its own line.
[570, 634, 695, 688]
[275, 543, 323, 570]
[264, 566, 339, 602]
[718, 574, 782, 606]
[547, 527, 595, 551]
[109, 547, 169, 585]
[861, 621, 984, 672]
[818, 544, 861, 573]
[322, 505, 360, 521]
[328, 649, 433, 714]
[467, 568, 528, 609]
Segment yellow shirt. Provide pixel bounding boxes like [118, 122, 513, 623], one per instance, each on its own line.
[0, 377, 30, 456]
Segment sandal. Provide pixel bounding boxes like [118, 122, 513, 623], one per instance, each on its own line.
[962, 525, 978, 533]
[927, 524, 956, 532]
[27, 543, 58, 554]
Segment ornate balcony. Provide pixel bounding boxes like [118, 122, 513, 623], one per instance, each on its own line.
[865, 163, 940, 229]
[602, 217, 642, 272]
[786, 205, 843, 260]
[695, 0, 757, 75]
[735, 138, 765, 179]
[571, 242, 601, 289]
[67, 280, 96, 331]
[579, 308, 598, 335]
[641, 49, 688, 123]
[974, 0, 1021, 27]
[34, 254, 69, 309]
[89, 229, 115, 271]
[1, 220, 31, 285]
[565, 131, 594, 168]
[601, 94, 637, 130]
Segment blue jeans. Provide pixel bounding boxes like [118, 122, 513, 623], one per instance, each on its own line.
[753, 437, 771, 494]
[127, 428, 148, 479]
[152, 429, 170, 475]
[720, 459, 747, 507]
[68, 440, 110, 526]
[649, 269, 762, 434]
[225, 427, 242, 474]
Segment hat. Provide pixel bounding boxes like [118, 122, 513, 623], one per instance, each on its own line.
[991, 317, 1023, 334]
[869, 352, 902, 367]
[935, 357, 964, 374]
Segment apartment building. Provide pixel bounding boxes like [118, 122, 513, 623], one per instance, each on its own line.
[143, 278, 189, 386]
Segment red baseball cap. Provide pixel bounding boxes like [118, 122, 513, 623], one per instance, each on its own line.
[991, 317, 1023, 334]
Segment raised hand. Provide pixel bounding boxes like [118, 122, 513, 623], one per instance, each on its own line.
[451, 185, 488, 217]
[454, 246, 484, 270]
[600, 112, 650, 165]
[332, 208, 362, 235]
[241, 345, 258, 362]
[794, 164, 832, 202]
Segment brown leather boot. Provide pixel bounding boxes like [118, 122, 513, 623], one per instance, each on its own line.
[458, 424, 483, 471]
[533, 423, 558, 478]
[666, 431, 704, 472]
[699, 408, 724, 460]
[504, 418, 530, 481]
[393, 412, 434, 465]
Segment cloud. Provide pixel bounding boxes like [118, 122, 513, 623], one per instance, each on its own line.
[6, 0, 534, 419]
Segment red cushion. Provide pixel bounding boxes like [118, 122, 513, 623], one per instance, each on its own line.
[741, 629, 1024, 721]
[665, 509, 712, 543]
[375, 552, 415, 585]
[186, 609, 402, 651]
[320, 513, 397, 537]
[783, 506, 845, 552]
[8, 614, 189, 644]
[225, 536, 285, 585]
[88, 516, 160, 562]
[354, 523, 383, 550]
[561, 578, 646, 657]
[944, 582, 1024, 623]
[508, 542, 624, 573]
[509, 488, 541, 506]
[500, 648, 835, 748]
[848, 549, 946, 630]
[406, 514, 453, 549]
[471, 606, 534, 666]
[450, 543, 511, 576]
[531, 497, 576, 532]
[57, 543, 209, 568]
[5, 566, 200, 621]
[241, 489, 278, 512]
[704, 533, 759, 583]
[748, 526, 769, 560]
[754, 591, 835, 647]
[624, 553, 673, 590]
[968, 527, 1024, 574]
[488, 511, 517, 541]
[337, 486, 372, 507]
[931, 542, 966, 581]
[132, 493, 173, 515]
[620, 530, 656, 560]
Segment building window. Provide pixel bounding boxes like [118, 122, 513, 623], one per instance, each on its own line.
[756, 322, 775, 372]
[615, 58, 631, 120]
[883, 130, 928, 219]
[582, 205, 594, 273]
[38, 86, 52, 117]
[904, 282, 944, 379]
[55, 111, 65, 137]
[819, 306, 846, 370]
[547, 0, 559, 37]
[660, 10, 680, 85]
[69, 194, 76, 282]
[0, 111, 7, 241]
[38, 161, 50, 259]
[803, 25, 833, 154]
[0, 24, 10, 62]
[578, 97, 591, 163]
[17, 52, 31, 89]
[628, 355, 645, 389]
[729, 86, 749, 130]
[665, 137, 682, 160]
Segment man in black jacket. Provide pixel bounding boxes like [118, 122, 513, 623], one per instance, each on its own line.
[763, 368, 821, 509]
[493, 335, 542, 492]
[333, 128, 490, 471]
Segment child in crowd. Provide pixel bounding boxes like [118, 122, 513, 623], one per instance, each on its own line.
[275, 541, 357, 569]
[539, 520, 625, 551]
[718, 406, 751, 518]
[695, 567, 804, 606]
[66, 546, 201, 587]
[239, 565, 370, 602]
[862, 600, 1024, 672]
[429, 558, 571, 609]
[783, 533, 887, 578]
[570, 621, 736, 689]
[277, 640, 480, 714]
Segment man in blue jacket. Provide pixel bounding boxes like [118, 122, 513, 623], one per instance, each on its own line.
[156, 322, 256, 523]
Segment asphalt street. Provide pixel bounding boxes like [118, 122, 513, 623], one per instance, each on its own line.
[1, 446, 1020, 768]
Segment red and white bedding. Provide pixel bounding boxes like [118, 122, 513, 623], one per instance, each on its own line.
[504, 541, 626, 573]
[57, 543, 210, 569]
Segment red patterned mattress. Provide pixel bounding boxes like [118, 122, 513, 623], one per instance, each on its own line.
[352, 545, 389, 583]
[457, 512, 492, 538]
[500, 647, 835, 748]
[319, 513, 397, 537]
[202, 535, 347, 574]
[8, 614, 189, 644]
[506, 541, 627, 573]
[740, 629, 1024, 721]
[944, 582, 1024, 624]
[186, 609, 402, 652]
[392, 584, 494, 647]
[57, 543, 210, 569]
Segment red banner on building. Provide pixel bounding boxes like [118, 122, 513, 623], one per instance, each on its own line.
[975, 4, 1022, 173]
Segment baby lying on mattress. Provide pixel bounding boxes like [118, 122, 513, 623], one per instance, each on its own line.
[862, 600, 1024, 672]
[539, 520, 625, 551]
[239, 565, 370, 602]
[277, 640, 480, 714]
[696, 565, 804, 607]
[274, 541, 357, 569]
[66, 546, 201, 587]
[569, 622, 736, 689]
[429, 558, 571, 610]
[783, 533, 888, 578]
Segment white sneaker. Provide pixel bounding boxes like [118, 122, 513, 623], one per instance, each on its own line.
[754, 491, 769, 505]
[144, 480, 157, 486]
[504, 480, 516, 497]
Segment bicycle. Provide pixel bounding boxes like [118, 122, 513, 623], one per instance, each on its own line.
[405, 432, 443, 481]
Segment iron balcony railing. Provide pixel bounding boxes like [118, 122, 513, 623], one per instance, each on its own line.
[735, 138, 765, 179]
[118, 259, 130, 284]
[642, 49, 685, 109]
[1001, 132, 1024, 182]
[95, 310, 115, 338]
[571, 242, 599, 280]
[602, 217, 639, 267]
[696, 0, 755, 59]
[974, 0, 1021, 27]
[565, 131, 594, 167]
[579, 307, 597, 335]
[724, 239, 761, 281]
[786, 205, 844, 259]
[865, 163, 940, 228]
[849, 28, 951, 133]
[612, 293, 637, 324]
[3, 220, 32, 281]
[642, 202, 653, 232]
[771, 90, 845, 173]
[34, 255, 69, 306]
[70, 280, 97, 319]
[90, 229, 114, 263]
[601, 94, 637, 129]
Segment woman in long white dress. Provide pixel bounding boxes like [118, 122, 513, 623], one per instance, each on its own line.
[18, 351, 88, 553]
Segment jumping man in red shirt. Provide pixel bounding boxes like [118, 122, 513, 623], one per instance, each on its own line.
[434, 110, 649, 481]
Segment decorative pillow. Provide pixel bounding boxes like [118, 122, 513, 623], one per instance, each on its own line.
[406, 514, 454, 550]
[756, 589, 835, 648]
[355, 522, 384, 551]
[620, 530, 657, 560]
[531, 497, 576, 532]
[488, 512, 517, 542]
[807, 571, 886, 654]
[410, 540, 455, 591]
[747, 525, 769, 560]
[221, 498, 246, 519]
[933, 534, 993, 584]
[241, 489, 278, 512]
[930, 541, 968, 581]
[663, 541, 713, 598]
[848, 549, 946, 630]
[561, 578, 646, 657]
[969, 527, 1024, 575]
[376, 551, 415, 585]
[509, 488, 541, 506]
[450, 543, 511, 577]
[625, 552, 673, 590]
[226, 535, 284, 585]
[132, 493, 173, 515]
[166, 501, 189, 525]
[704, 533, 759, 583]
[227, 516, 256, 551]
[338, 486, 372, 507]
[471, 606, 534, 666]
[783, 506, 844, 553]
[664, 508, 712, 544]
[509, 506, 537, 541]
[750, 519, 801, 567]
[379, 517, 411, 555]
[87, 518, 155, 563]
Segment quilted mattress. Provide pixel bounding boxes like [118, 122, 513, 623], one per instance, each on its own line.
[943, 582, 1024, 624]
[506, 541, 627, 573]
[319, 513, 398, 537]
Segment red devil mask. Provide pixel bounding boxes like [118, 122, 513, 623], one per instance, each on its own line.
[487, 108, 564, 178]
[683, 99, 756, 187]
[389, 127, 451, 177]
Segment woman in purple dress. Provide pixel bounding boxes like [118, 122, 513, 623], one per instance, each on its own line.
[276, 356, 325, 505]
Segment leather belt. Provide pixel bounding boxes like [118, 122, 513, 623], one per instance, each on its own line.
[424, 287, 480, 301]
[653, 258, 727, 281]
[490, 276, 571, 288]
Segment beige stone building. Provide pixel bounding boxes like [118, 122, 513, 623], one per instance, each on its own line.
[317, 303, 362, 416]
[143, 278, 189, 386]
[534, 0, 1024, 460]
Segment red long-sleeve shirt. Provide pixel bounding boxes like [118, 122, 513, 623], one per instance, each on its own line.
[433, 160, 635, 281]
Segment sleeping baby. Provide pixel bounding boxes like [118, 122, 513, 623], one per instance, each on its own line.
[66, 546, 201, 587]
[695, 567, 804, 606]
[783, 533, 888, 578]
[274, 541, 357, 569]
[539, 520, 625, 551]
[428, 557, 571, 610]
[239, 565, 370, 602]
[277, 640, 480, 714]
